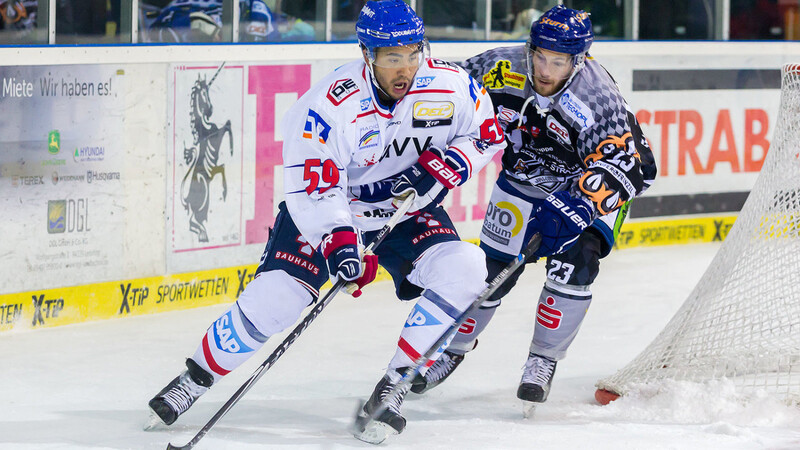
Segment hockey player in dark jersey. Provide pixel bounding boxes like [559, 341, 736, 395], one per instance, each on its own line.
[411, 5, 657, 414]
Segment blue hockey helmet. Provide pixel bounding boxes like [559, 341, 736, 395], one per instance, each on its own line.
[525, 5, 593, 90]
[356, 0, 425, 52]
[529, 5, 593, 56]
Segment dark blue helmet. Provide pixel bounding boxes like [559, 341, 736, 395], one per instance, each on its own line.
[356, 0, 425, 51]
[529, 5, 593, 56]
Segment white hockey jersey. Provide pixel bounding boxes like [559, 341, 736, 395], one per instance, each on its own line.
[282, 58, 505, 248]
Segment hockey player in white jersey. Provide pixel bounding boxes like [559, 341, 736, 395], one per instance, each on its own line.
[146, 0, 505, 438]
[410, 5, 658, 415]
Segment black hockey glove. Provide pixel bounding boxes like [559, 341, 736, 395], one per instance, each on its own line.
[390, 147, 467, 213]
[529, 191, 594, 258]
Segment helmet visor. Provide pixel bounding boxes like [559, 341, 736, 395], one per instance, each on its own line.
[526, 45, 576, 83]
[369, 40, 430, 69]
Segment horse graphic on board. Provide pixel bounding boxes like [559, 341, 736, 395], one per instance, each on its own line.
[180, 63, 234, 243]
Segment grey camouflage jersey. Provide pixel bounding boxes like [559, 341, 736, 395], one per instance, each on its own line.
[460, 45, 656, 214]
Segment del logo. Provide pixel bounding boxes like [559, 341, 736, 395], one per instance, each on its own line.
[326, 78, 359, 106]
[412, 101, 454, 128]
[405, 304, 441, 327]
[214, 311, 253, 354]
[546, 116, 570, 145]
[482, 60, 525, 90]
[415, 76, 435, 88]
[536, 297, 562, 330]
[302, 109, 332, 144]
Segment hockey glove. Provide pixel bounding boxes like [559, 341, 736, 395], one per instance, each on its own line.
[320, 227, 378, 297]
[391, 147, 468, 213]
[529, 191, 594, 258]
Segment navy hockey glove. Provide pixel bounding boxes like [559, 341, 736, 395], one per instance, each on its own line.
[529, 191, 594, 258]
[391, 147, 468, 212]
[319, 227, 378, 297]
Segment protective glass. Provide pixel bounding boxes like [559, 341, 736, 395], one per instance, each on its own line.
[369, 39, 430, 69]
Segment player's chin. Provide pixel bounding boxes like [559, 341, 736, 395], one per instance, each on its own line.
[535, 79, 557, 96]
[389, 80, 411, 99]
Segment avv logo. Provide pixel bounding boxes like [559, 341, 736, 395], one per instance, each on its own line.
[213, 311, 253, 353]
[405, 304, 441, 328]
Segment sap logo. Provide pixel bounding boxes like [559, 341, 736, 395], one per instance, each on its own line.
[302, 109, 332, 144]
[327, 78, 359, 106]
[546, 116, 570, 145]
[536, 296, 563, 329]
[214, 311, 254, 354]
[415, 76, 435, 88]
[405, 304, 441, 327]
[359, 98, 371, 111]
[380, 135, 432, 161]
[118, 283, 149, 314]
[413, 101, 453, 119]
[31, 294, 64, 327]
[559, 91, 594, 129]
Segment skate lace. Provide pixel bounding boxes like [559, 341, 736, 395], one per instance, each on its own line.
[521, 355, 555, 386]
[162, 372, 208, 415]
[425, 353, 458, 384]
[380, 381, 409, 415]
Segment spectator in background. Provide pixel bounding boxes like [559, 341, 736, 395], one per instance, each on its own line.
[0, 0, 37, 44]
[145, 0, 281, 42]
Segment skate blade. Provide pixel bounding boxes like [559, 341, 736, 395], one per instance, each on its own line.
[521, 400, 538, 419]
[143, 408, 168, 431]
[353, 419, 395, 445]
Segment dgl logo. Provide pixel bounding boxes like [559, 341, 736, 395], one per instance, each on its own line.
[47, 199, 91, 234]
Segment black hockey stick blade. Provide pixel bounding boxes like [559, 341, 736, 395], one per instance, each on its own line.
[164, 193, 416, 450]
[351, 232, 542, 443]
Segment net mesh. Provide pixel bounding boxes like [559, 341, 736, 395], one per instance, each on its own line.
[596, 64, 800, 403]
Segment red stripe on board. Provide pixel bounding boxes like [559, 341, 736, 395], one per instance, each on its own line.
[202, 333, 231, 376]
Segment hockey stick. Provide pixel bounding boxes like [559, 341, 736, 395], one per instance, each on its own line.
[352, 231, 542, 444]
[166, 193, 417, 450]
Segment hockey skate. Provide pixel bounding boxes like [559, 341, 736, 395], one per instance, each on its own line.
[517, 353, 557, 419]
[144, 359, 213, 430]
[411, 350, 465, 394]
[353, 370, 409, 444]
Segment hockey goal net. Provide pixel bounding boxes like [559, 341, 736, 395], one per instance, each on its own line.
[595, 63, 800, 405]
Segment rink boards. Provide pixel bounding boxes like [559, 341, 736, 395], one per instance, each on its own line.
[1, 40, 798, 331]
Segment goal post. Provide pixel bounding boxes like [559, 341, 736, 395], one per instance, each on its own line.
[595, 63, 800, 405]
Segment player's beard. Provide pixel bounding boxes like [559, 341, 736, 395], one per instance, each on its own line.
[533, 75, 565, 97]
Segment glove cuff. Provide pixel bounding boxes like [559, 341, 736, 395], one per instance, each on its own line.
[320, 226, 358, 259]
[419, 149, 460, 190]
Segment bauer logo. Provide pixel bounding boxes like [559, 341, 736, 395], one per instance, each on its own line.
[405, 304, 441, 328]
[213, 311, 253, 354]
